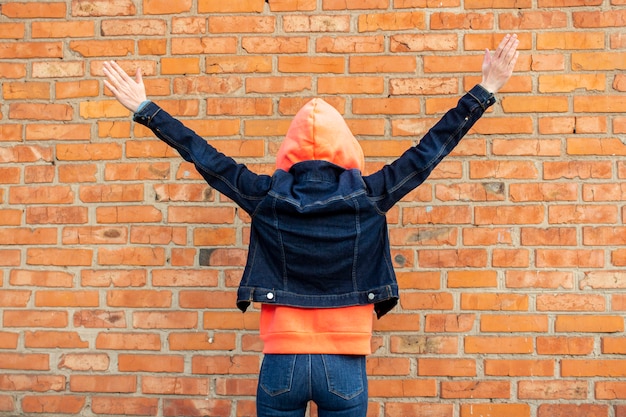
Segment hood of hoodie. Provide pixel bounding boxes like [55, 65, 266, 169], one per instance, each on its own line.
[276, 98, 364, 172]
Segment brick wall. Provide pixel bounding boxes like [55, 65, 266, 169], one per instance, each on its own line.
[1, 0, 625, 416]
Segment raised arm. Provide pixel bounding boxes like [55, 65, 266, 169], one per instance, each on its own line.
[364, 34, 520, 212]
[103, 61, 147, 113]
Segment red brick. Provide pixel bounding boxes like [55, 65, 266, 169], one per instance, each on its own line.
[22, 395, 85, 414]
[424, 314, 475, 333]
[418, 358, 476, 376]
[163, 399, 232, 417]
[470, 161, 539, 179]
[133, 311, 198, 329]
[1, 2, 66, 18]
[537, 336, 594, 355]
[536, 249, 605, 268]
[369, 379, 437, 397]
[391, 335, 457, 354]
[481, 314, 549, 332]
[0, 352, 50, 371]
[25, 331, 89, 348]
[460, 404, 530, 417]
[318, 35, 383, 53]
[91, 397, 159, 416]
[70, 39, 134, 57]
[26, 247, 92, 265]
[0, 374, 64, 392]
[80, 269, 146, 288]
[485, 359, 554, 377]
[118, 354, 184, 373]
[465, 336, 533, 354]
[97, 247, 165, 266]
[596, 381, 626, 399]
[107, 290, 172, 308]
[191, 355, 259, 375]
[0, 332, 19, 349]
[35, 291, 99, 308]
[74, 310, 127, 329]
[58, 354, 110, 371]
[169, 332, 237, 351]
[537, 294, 605, 311]
[32, 21, 94, 38]
[70, 375, 136, 393]
[71, 0, 136, 16]
[385, 403, 453, 417]
[538, 404, 609, 417]
[269, 0, 317, 11]
[556, 315, 624, 333]
[442, 381, 510, 399]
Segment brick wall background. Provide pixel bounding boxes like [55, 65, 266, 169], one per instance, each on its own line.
[1, 0, 626, 416]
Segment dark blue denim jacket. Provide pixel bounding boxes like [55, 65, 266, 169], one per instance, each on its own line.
[134, 85, 495, 318]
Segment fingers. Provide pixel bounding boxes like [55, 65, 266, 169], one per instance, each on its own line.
[103, 60, 139, 92]
[496, 34, 519, 66]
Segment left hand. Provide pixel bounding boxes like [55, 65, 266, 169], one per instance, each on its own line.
[103, 61, 147, 113]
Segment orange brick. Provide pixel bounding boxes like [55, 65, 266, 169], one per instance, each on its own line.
[192, 355, 259, 375]
[318, 35, 384, 53]
[199, 0, 264, 12]
[144, 0, 192, 14]
[1, 2, 66, 18]
[418, 358, 476, 377]
[542, 404, 610, 417]
[91, 397, 159, 416]
[209, 16, 275, 33]
[133, 311, 198, 329]
[385, 403, 453, 417]
[69, 39, 134, 57]
[556, 315, 624, 333]
[466, 336, 533, 354]
[442, 380, 510, 399]
[26, 247, 92, 265]
[369, 379, 437, 397]
[358, 11, 425, 31]
[279, 56, 344, 73]
[269, 0, 317, 11]
[71, 0, 136, 16]
[22, 395, 85, 414]
[460, 404, 530, 417]
[142, 376, 209, 395]
[481, 314, 549, 332]
[163, 399, 232, 417]
[70, 375, 136, 393]
[169, 332, 237, 351]
[391, 335, 458, 354]
[207, 56, 272, 73]
[25, 331, 89, 348]
[32, 21, 94, 38]
[485, 359, 554, 377]
[97, 247, 165, 266]
[596, 381, 626, 399]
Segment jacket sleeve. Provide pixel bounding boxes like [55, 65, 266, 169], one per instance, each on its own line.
[133, 102, 271, 214]
[363, 84, 496, 213]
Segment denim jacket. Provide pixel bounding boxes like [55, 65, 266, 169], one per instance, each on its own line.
[133, 85, 495, 318]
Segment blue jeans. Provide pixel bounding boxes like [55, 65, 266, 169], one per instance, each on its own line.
[256, 354, 368, 417]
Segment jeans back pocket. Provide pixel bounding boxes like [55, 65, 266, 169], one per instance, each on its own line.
[321, 354, 366, 400]
[259, 354, 297, 396]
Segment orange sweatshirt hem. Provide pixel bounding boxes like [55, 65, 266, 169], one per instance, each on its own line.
[260, 304, 374, 355]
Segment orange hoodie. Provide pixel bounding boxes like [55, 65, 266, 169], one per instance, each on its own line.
[260, 98, 374, 355]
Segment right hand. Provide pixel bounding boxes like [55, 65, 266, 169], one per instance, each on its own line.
[103, 61, 147, 113]
[479, 34, 520, 94]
